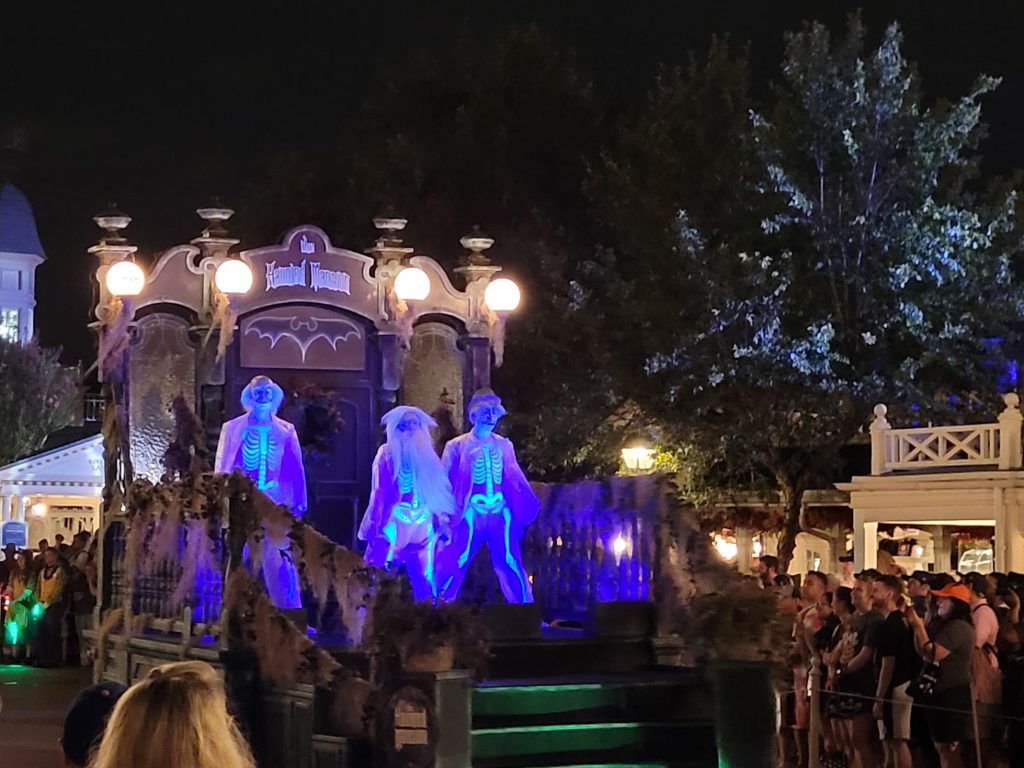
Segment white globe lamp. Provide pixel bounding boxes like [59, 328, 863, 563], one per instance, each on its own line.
[394, 266, 431, 301]
[105, 261, 146, 297]
[484, 278, 521, 312]
[214, 258, 254, 295]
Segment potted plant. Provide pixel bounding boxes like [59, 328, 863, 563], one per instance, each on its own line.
[370, 588, 491, 678]
[682, 576, 790, 768]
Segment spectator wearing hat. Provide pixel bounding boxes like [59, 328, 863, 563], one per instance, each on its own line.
[907, 572, 932, 619]
[905, 582, 974, 765]
[61, 681, 126, 767]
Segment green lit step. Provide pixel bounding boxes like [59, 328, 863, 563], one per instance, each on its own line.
[473, 680, 712, 725]
[471, 721, 713, 764]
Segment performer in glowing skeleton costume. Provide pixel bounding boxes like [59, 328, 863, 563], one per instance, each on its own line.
[437, 389, 539, 603]
[215, 375, 307, 609]
[357, 406, 456, 600]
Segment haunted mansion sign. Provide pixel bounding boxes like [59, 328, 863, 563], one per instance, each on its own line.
[98, 213, 509, 547]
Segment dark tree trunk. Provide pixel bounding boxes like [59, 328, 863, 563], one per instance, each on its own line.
[775, 484, 804, 573]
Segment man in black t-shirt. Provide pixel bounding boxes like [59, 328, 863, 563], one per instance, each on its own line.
[872, 574, 914, 768]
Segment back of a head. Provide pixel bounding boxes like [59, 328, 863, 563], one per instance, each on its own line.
[89, 661, 255, 768]
[62, 681, 126, 767]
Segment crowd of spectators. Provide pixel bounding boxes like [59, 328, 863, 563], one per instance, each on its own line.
[758, 554, 1024, 768]
[0, 531, 97, 666]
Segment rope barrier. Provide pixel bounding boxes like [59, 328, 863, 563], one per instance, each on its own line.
[777, 685, 1023, 721]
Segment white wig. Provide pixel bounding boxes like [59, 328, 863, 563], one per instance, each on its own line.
[380, 405, 436, 444]
[241, 375, 285, 414]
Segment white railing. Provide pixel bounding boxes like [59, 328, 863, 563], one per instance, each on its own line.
[870, 394, 1023, 474]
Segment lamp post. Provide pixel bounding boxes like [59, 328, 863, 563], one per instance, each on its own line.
[90, 205, 146, 620]
[620, 439, 655, 474]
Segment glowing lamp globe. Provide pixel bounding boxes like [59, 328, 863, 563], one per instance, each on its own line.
[105, 260, 145, 297]
[214, 258, 254, 295]
[30, 501, 47, 518]
[484, 278, 521, 312]
[621, 442, 655, 473]
[394, 266, 431, 301]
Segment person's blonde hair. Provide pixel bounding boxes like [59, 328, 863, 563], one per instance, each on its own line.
[88, 661, 256, 768]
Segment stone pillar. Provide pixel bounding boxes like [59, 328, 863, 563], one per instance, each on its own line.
[14, 495, 26, 523]
[0, 493, 10, 523]
[853, 511, 878, 571]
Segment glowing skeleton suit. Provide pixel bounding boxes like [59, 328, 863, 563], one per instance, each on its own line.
[357, 406, 455, 601]
[437, 390, 539, 603]
[215, 376, 307, 610]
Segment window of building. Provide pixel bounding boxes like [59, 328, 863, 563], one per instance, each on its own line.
[0, 308, 20, 342]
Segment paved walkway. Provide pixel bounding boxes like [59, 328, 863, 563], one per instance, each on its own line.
[0, 664, 93, 766]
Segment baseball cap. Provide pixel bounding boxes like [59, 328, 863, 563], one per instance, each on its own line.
[62, 681, 127, 766]
[908, 570, 932, 585]
[838, 551, 855, 563]
[930, 582, 971, 604]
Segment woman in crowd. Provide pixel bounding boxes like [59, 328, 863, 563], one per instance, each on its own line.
[905, 582, 974, 768]
[824, 586, 855, 763]
[88, 660, 256, 768]
[2, 551, 36, 661]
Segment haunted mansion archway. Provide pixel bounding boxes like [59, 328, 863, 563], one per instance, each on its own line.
[104, 213, 506, 548]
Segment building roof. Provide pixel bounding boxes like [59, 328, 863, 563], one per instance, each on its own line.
[0, 183, 44, 258]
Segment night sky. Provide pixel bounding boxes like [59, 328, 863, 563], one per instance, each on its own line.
[3, 2, 1024, 364]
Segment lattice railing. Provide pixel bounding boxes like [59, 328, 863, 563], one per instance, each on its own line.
[885, 423, 1001, 469]
[870, 395, 1023, 474]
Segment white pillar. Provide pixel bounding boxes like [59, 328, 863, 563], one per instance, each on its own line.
[735, 527, 753, 574]
[0, 493, 9, 523]
[995, 487, 1009, 572]
[14, 495, 25, 522]
[870, 404, 892, 475]
[854, 509, 878, 571]
[1005, 489, 1024, 574]
[999, 393, 1023, 470]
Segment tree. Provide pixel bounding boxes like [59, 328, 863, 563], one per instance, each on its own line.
[0, 340, 77, 465]
[585, 19, 1024, 568]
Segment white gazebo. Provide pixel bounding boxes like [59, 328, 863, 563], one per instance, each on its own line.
[0, 434, 103, 549]
[838, 394, 1024, 574]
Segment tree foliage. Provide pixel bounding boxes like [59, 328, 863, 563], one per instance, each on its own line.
[0, 340, 77, 465]
[586, 18, 1024, 567]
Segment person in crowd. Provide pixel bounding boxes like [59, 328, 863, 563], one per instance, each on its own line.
[67, 540, 97, 666]
[796, 571, 829, 659]
[987, 572, 1012, 621]
[908, 572, 932, 618]
[0, 542, 17, 588]
[31, 538, 50, 573]
[998, 614, 1024, 768]
[962, 572, 1001, 761]
[829, 572, 883, 768]
[54, 533, 69, 557]
[32, 545, 68, 666]
[837, 552, 856, 589]
[89, 660, 256, 768]
[825, 587, 856, 764]
[757, 555, 780, 589]
[61, 681, 126, 767]
[905, 582, 974, 768]
[2, 551, 35, 661]
[871, 574, 915, 768]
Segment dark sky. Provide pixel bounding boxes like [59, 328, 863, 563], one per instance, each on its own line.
[3, 2, 1024, 363]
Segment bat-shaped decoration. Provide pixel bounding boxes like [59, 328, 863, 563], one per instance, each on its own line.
[244, 315, 361, 362]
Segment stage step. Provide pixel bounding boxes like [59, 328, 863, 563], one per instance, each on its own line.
[471, 673, 715, 768]
[487, 636, 653, 678]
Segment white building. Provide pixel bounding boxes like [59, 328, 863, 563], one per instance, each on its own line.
[0, 183, 45, 342]
[838, 395, 1024, 575]
[0, 183, 103, 549]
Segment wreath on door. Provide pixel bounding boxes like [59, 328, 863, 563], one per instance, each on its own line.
[280, 380, 346, 462]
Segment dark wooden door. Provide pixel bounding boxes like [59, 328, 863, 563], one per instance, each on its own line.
[225, 305, 380, 547]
